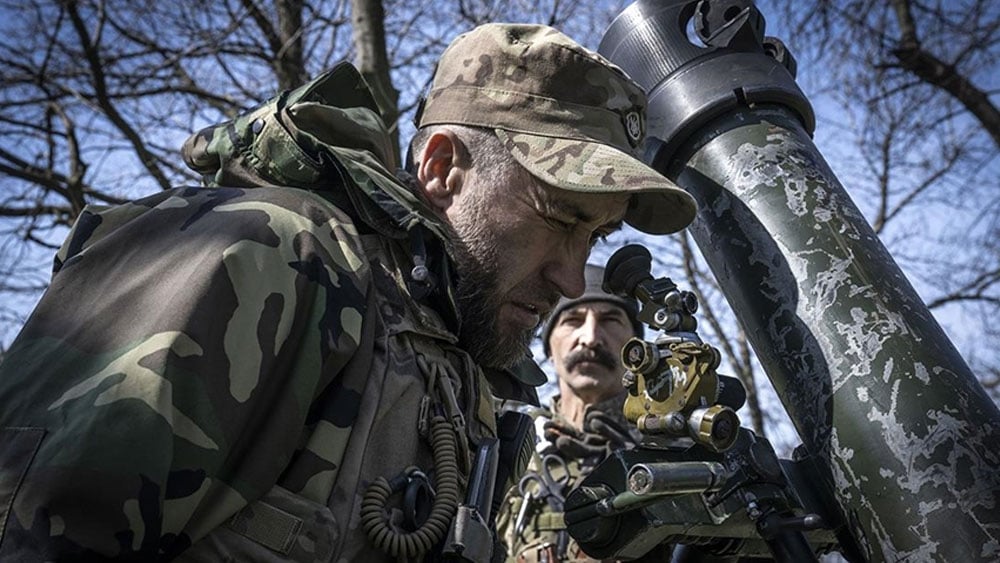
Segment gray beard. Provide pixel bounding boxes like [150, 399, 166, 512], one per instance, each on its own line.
[448, 218, 533, 370]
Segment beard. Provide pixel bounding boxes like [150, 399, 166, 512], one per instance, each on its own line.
[447, 201, 534, 370]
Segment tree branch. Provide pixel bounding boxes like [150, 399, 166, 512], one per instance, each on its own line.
[351, 0, 400, 166]
[888, 0, 1000, 150]
[63, 0, 173, 191]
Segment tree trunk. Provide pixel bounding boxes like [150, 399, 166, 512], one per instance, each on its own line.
[351, 0, 401, 167]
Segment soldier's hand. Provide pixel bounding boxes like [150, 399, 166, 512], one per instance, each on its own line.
[542, 419, 609, 460]
[583, 409, 636, 450]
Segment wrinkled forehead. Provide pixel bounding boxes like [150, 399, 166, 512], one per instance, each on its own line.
[530, 176, 631, 226]
[558, 300, 630, 321]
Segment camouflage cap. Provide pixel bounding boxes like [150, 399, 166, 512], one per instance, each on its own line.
[417, 23, 696, 234]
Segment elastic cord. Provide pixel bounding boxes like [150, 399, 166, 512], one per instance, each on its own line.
[361, 415, 461, 558]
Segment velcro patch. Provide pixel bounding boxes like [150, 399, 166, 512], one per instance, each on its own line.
[226, 499, 303, 555]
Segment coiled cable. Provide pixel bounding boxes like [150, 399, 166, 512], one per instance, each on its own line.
[361, 415, 461, 558]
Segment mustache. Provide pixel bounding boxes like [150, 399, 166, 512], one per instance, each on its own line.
[564, 346, 618, 371]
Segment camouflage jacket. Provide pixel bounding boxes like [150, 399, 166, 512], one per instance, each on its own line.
[0, 63, 538, 561]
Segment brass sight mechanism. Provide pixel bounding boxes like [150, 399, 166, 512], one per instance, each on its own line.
[604, 245, 745, 452]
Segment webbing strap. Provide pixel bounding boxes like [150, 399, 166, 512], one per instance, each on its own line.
[534, 511, 565, 531]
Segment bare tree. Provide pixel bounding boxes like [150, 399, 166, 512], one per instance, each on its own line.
[0, 0, 636, 336]
[1, 0, 994, 437]
[352, 0, 400, 164]
[767, 0, 1000, 397]
[0, 0, 354, 344]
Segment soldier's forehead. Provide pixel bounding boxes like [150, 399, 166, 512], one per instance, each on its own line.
[530, 179, 629, 227]
[561, 301, 629, 317]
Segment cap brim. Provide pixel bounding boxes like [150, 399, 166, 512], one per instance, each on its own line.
[496, 129, 697, 234]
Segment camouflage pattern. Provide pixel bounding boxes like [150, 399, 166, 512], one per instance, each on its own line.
[182, 62, 454, 246]
[417, 23, 697, 235]
[496, 395, 652, 563]
[0, 62, 535, 561]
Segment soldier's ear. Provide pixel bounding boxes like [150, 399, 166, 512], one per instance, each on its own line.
[416, 129, 470, 214]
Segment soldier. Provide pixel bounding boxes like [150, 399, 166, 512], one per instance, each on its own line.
[0, 24, 695, 561]
[497, 264, 656, 562]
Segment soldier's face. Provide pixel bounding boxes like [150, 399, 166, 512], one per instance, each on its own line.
[550, 302, 633, 403]
[448, 161, 628, 369]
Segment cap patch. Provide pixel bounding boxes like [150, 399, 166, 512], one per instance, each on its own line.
[624, 110, 643, 147]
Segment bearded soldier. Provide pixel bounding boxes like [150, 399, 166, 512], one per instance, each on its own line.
[0, 24, 694, 561]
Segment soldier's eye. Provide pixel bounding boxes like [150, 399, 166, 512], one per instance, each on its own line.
[560, 314, 585, 327]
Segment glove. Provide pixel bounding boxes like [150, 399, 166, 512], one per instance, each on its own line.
[582, 409, 636, 450]
[542, 419, 606, 460]
[542, 409, 637, 461]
